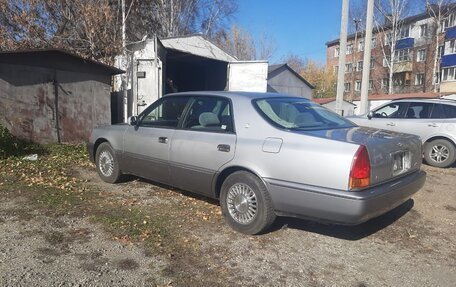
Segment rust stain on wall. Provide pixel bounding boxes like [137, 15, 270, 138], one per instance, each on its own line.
[0, 64, 111, 144]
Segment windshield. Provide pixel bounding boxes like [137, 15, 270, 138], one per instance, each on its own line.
[253, 98, 355, 131]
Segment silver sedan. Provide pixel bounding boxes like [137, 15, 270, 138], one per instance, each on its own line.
[88, 92, 425, 234]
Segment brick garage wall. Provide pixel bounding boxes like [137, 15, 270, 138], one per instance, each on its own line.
[0, 63, 111, 144]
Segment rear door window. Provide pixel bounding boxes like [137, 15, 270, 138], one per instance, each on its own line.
[430, 104, 445, 119]
[182, 97, 234, 133]
[404, 103, 433, 119]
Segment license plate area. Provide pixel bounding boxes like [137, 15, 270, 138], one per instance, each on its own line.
[392, 150, 411, 176]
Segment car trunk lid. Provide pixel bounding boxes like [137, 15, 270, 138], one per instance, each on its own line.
[300, 126, 422, 186]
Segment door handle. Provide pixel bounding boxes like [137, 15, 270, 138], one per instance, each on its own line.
[217, 144, 230, 152]
[386, 122, 396, 126]
[428, 123, 438, 127]
[158, 137, 168, 144]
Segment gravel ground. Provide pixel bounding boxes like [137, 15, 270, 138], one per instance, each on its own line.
[0, 164, 455, 286]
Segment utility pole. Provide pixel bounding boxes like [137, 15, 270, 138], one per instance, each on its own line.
[359, 0, 374, 115]
[335, 0, 350, 116]
[121, 0, 128, 122]
[351, 18, 362, 102]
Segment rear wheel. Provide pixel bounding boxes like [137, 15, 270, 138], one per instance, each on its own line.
[95, 142, 123, 183]
[424, 139, 456, 168]
[220, 171, 276, 235]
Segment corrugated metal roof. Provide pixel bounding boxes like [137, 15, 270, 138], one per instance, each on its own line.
[0, 49, 124, 75]
[161, 35, 236, 62]
[268, 63, 315, 89]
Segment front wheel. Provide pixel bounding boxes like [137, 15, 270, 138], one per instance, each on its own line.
[95, 142, 123, 183]
[220, 171, 276, 235]
[424, 139, 456, 168]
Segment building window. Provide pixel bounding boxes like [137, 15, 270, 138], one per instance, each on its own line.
[399, 25, 410, 39]
[346, 44, 353, 55]
[384, 32, 392, 46]
[442, 13, 456, 30]
[370, 58, 375, 69]
[355, 80, 362, 91]
[345, 63, 353, 73]
[369, 80, 374, 90]
[382, 78, 389, 89]
[419, 24, 428, 37]
[448, 39, 456, 54]
[333, 65, 339, 74]
[394, 49, 411, 62]
[357, 61, 363, 71]
[417, 49, 426, 62]
[344, 82, 351, 92]
[383, 56, 390, 67]
[442, 67, 456, 82]
[393, 72, 411, 86]
[371, 37, 377, 48]
[358, 40, 364, 52]
[438, 45, 444, 58]
[334, 47, 340, 57]
[415, 73, 425, 85]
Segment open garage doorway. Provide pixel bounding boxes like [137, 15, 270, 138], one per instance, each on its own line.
[164, 49, 228, 94]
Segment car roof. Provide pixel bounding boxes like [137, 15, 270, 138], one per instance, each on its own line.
[390, 98, 456, 105]
[163, 91, 311, 101]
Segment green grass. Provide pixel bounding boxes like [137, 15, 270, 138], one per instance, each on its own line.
[92, 208, 170, 251]
[0, 124, 46, 158]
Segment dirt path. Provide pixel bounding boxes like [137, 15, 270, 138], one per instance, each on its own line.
[1, 164, 455, 286]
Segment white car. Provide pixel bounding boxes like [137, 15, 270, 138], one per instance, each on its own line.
[348, 98, 456, 168]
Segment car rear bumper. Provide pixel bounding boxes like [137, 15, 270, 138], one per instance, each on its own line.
[264, 170, 426, 225]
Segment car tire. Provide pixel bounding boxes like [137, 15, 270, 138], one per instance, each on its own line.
[95, 142, 123, 183]
[424, 139, 456, 168]
[220, 171, 276, 235]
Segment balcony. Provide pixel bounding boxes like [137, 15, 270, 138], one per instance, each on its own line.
[395, 37, 414, 50]
[441, 54, 456, 68]
[445, 26, 456, 40]
[393, 61, 413, 72]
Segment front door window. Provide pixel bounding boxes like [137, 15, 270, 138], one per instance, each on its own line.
[139, 97, 189, 128]
[373, 102, 408, 118]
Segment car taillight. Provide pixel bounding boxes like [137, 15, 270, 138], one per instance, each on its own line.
[349, 145, 371, 190]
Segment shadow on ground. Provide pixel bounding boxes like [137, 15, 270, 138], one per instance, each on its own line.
[271, 199, 414, 240]
[118, 175, 415, 241]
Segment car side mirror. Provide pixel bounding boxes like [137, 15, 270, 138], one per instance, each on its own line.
[128, 116, 138, 126]
[367, 111, 373, 120]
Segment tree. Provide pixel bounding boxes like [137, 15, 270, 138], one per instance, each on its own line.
[0, 0, 122, 63]
[214, 24, 277, 61]
[216, 25, 256, 60]
[0, 0, 239, 63]
[200, 0, 238, 39]
[255, 30, 277, 60]
[375, 0, 413, 94]
[426, 0, 455, 92]
[283, 54, 337, 99]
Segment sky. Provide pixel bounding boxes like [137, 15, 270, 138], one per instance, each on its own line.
[235, 0, 346, 65]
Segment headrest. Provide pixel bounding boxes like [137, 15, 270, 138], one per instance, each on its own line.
[199, 112, 220, 127]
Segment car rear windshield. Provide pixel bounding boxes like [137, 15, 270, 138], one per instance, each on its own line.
[253, 98, 355, 131]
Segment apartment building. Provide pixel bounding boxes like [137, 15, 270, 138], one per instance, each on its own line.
[326, 5, 456, 101]
[441, 12, 456, 92]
